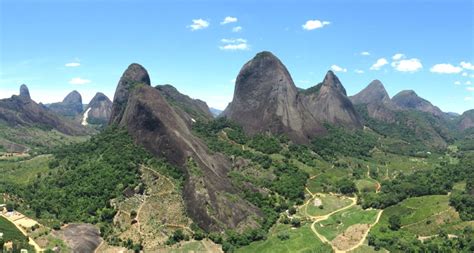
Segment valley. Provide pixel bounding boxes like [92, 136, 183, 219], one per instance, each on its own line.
[0, 53, 473, 253]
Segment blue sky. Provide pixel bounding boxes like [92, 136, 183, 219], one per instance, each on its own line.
[1, 0, 473, 113]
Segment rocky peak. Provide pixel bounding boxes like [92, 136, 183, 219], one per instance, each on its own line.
[19, 84, 31, 99]
[301, 70, 361, 129]
[222, 51, 325, 143]
[350, 79, 391, 105]
[109, 63, 151, 124]
[63, 90, 82, 104]
[48, 90, 84, 117]
[392, 90, 444, 117]
[321, 70, 347, 95]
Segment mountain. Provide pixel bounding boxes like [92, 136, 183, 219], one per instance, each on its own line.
[300, 71, 362, 128]
[459, 109, 474, 131]
[210, 107, 222, 117]
[81, 92, 112, 126]
[110, 63, 261, 232]
[0, 85, 87, 136]
[392, 90, 444, 117]
[350, 80, 398, 122]
[222, 51, 325, 143]
[352, 81, 452, 149]
[49, 90, 84, 117]
[155, 84, 213, 121]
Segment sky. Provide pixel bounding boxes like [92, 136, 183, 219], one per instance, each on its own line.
[1, 0, 473, 113]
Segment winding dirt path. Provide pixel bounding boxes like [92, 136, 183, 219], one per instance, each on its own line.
[303, 185, 382, 253]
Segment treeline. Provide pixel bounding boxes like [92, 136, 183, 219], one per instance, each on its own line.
[13, 127, 179, 231]
[311, 124, 377, 160]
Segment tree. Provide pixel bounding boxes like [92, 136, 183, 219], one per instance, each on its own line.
[291, 218, 301, 227]
[288, 207, 296, 215]
[6, 201, 14, 212]
[389, 215, 401, 231]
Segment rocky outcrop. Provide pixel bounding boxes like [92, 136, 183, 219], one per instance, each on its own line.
[49, 90, 84, 117]
[81, 93, 112, 125]
[19, 84, 31, 99]
[459, 109, 474, 131]
[392, 90, 444, 117]
[110, 63, 151, 125]
[0, 85, 87, 136]
[155, 84, 213, 121]
[222, 51, 325, 143]
[350, 80, 398, 122]
[110, 64, 261, 232]
[301, 71, 362, 128]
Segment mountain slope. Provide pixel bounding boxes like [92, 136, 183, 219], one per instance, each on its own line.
[222, 51, 325, 143]
[156, 84, 213, 121]
[458, 109, 474, 131]
[392, 90, 444, 117]
[110, 63, 261, 232]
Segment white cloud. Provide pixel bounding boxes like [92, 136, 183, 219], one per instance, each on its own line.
[302, 20, 330, 30]
[370, 58, 389, 70]
[232, 26, 242, 32]
[221, 16, 238, 25]
[355, 69, 364, 74]
[69, 77, 91, 85]
[219, 38, 249, 51]
[454, 81, 461, 85]
[391, 58, 422, 72]
[460, 61, 474, 70]
[188, 19, 209, 31]
[331, 64, 347, 72]
[360, 51, 370, 56]
[392, 53, 405, 60]
[65, 62, 80, 67]
[462, 72, 468, 77]
[465, 97, 473, 101]
[467, 87, 474, 91]
[466, 81, 472, 85]
[430, 64, 463, 74]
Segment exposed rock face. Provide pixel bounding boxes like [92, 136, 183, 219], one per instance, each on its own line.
[350, 80, 398, 122]
[155, 84, 213, 121]
[111, 64, 261, 232]
[49, 90, 84, 117]
[301, 71, 362, 128]
[392, 90, 444, 117]
[110, 63, 151, 124]
[0, 85, 87, 135]
[459, 109, 474, 131]
[222, 51, 325, 143]
[19, 84, 31, 99]
[82, 93, 112, 125]
[351, 80, 391, 105]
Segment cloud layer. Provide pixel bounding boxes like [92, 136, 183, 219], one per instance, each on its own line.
[69, 77, 91, 85]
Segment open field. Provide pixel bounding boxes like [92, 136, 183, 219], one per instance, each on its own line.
[306, 194, 353, 217]
[0, 155, 52, 185]
[236, 223, 332, 253]
[373, 195, 474, 237]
